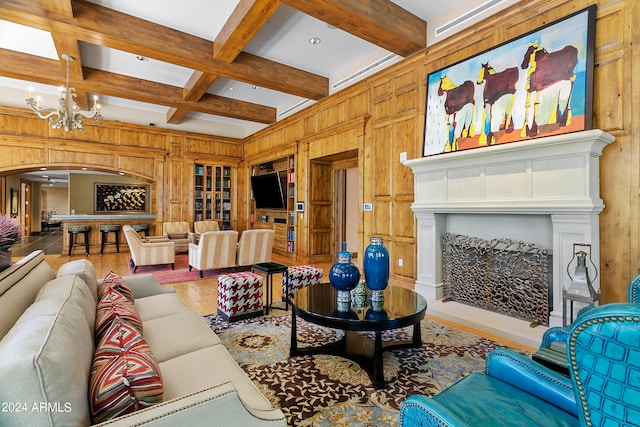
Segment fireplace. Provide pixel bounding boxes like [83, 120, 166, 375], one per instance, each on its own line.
[404, 130, 614, 335]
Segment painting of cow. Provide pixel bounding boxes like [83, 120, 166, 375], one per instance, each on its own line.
[437, 76, 475, 152]
[476, 63, 519, 146]
[422, 5, 594, 157]
[520, 43, 579, 137]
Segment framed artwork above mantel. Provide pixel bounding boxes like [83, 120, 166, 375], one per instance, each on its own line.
[423, 5, 596, 157]
[94, 183, 148, 213]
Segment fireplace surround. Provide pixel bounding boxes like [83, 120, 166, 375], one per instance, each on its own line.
[404, 129, 614, 333]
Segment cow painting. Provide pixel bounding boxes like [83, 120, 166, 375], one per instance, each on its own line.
[520, 43, 578, 137]
[437, 76, 475, 152]
[476, 63, 519, 146]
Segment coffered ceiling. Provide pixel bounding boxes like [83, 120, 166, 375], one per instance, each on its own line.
[0, 0, 514, 139]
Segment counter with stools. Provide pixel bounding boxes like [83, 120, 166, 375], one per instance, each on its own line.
[99, 224, 121, 255]
[67, 225, 91, 256]
[52, 214, 156, 255]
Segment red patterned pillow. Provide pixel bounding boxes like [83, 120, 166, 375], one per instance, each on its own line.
[95, 288, 142, 340]
[98, 271, 135, 302]
[90, 318, 163, 423]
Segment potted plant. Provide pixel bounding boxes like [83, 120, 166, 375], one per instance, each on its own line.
[0, 215, 22, 271]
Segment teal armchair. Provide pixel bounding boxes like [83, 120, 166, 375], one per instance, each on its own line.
[398, 303, 640, 427]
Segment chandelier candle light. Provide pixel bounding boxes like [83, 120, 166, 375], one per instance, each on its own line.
[26, 55, 103, 132]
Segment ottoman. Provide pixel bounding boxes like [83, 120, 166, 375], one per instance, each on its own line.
[282, 265, 323, 309]
[217, 272, 264, 322]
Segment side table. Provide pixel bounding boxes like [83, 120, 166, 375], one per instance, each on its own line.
[251, 262, 288, 314]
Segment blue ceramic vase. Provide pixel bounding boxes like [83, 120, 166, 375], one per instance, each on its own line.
[364, 236, 389, 300]
[329, 242, 361, 302]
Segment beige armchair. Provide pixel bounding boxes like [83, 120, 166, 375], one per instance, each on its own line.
[188, 230, 238, 277]
[161, 221, 194, 252]
[193, 220, 220, 242]
[237, 229, 276, 266]
[123, 225, 175, 272]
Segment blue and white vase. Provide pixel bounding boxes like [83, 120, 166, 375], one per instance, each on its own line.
[329, 242, 361, 302]
[364, 236, 389, 301]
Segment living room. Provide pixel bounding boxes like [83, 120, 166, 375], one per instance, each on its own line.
[1, 0, 639, 425]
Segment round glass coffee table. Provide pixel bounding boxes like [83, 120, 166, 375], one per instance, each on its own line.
[290, 283, 427, 389]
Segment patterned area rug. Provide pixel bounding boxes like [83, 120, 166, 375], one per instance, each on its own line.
[126, 254, 249, 284]
[203, 313, 505, 426]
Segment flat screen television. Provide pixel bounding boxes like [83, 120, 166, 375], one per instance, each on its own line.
[250, 172, 287, 210]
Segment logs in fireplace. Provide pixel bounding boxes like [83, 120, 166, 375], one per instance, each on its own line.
[442, 233, 552, 326]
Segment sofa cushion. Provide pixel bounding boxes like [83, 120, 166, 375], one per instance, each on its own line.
[90, 317, 163, 423]
[159, 345, 272, 411]
[35, 275, 97, 333]
[168, 233, 188, 240]
[0, 289, 94, 426]
[142, 311, 221, 363]
[57, 258, 99, 302]
[96, 288, 143, 340]
[134, 292, 192, 321]
[0, 250, 55, 341]
[98, 270, 135, 302]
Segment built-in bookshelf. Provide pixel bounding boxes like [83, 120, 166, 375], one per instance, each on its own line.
[194, 163, 233, 230]
[250, 155, 295, 256]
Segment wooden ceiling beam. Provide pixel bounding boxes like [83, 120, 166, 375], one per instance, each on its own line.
[41, 0, 90, 109]
[167, 71, 220, 124]
[0, 49, 276, 124]
[214, 0, 281, 62]
[60, 0, 328, 100]
[168, 0, 281, 125]
[282, 0, 426, 56]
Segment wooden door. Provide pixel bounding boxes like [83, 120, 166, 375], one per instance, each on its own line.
[308, 161, 332, 263]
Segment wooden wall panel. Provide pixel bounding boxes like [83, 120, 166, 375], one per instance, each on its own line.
[0, 111, 48, 137]
[0, 143, 44, 169]
[393, 118, 417, 196]
[394, 199, 415, 239]
[118, 155, 156, 181]
[593, 52, 625, 133]
[48, 149, 116, 169]
[118, 129, 167, 150]
[371, 124, 391, 197]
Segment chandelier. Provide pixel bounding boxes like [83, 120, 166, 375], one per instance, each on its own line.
[26, 54, 102, 132]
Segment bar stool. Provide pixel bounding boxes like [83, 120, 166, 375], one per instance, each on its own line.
[68, 225, 90, 257]
[99, 224, 121, 255]
[131, 223, 150, 237]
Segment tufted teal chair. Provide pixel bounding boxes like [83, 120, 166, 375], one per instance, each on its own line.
[398, 303, 640, 427]
[539, 274, 640, 352]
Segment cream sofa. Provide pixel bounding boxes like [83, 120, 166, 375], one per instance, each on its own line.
[0, 250, 286, 426]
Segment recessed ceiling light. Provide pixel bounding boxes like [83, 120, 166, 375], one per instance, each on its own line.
[309, 37, 321, 45]
[228, 87, 235, 91]
[40, 167, 47, 171]
[136, 55, 149, 61]
[251, 85, 259, 90]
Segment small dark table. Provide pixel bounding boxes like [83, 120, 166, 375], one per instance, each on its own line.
[290, 283, 427, 389]
[251, 262, 288, 314]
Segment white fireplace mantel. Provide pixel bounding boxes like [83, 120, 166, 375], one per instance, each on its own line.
[404, 129, 614, 328]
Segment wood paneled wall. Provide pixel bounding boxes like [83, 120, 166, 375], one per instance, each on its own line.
[244, 0, 639, 299]
[0, 107, 243, 230]
[0, 0, 637, 301]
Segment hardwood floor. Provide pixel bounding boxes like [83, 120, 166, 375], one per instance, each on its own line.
[29, 249, 534, 352]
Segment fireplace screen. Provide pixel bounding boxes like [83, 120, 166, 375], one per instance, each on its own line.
[442, 233, 551, 326]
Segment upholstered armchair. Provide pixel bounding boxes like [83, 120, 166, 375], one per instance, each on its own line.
[536, 273, 640, 368]
[193, 220, 220, 242]
[188, 230, 238, 278]
[160, 221, 194, 252]
[236, 229, 275, 266]
[122, 225, 175, 272]
[398, 303, 640, 427]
